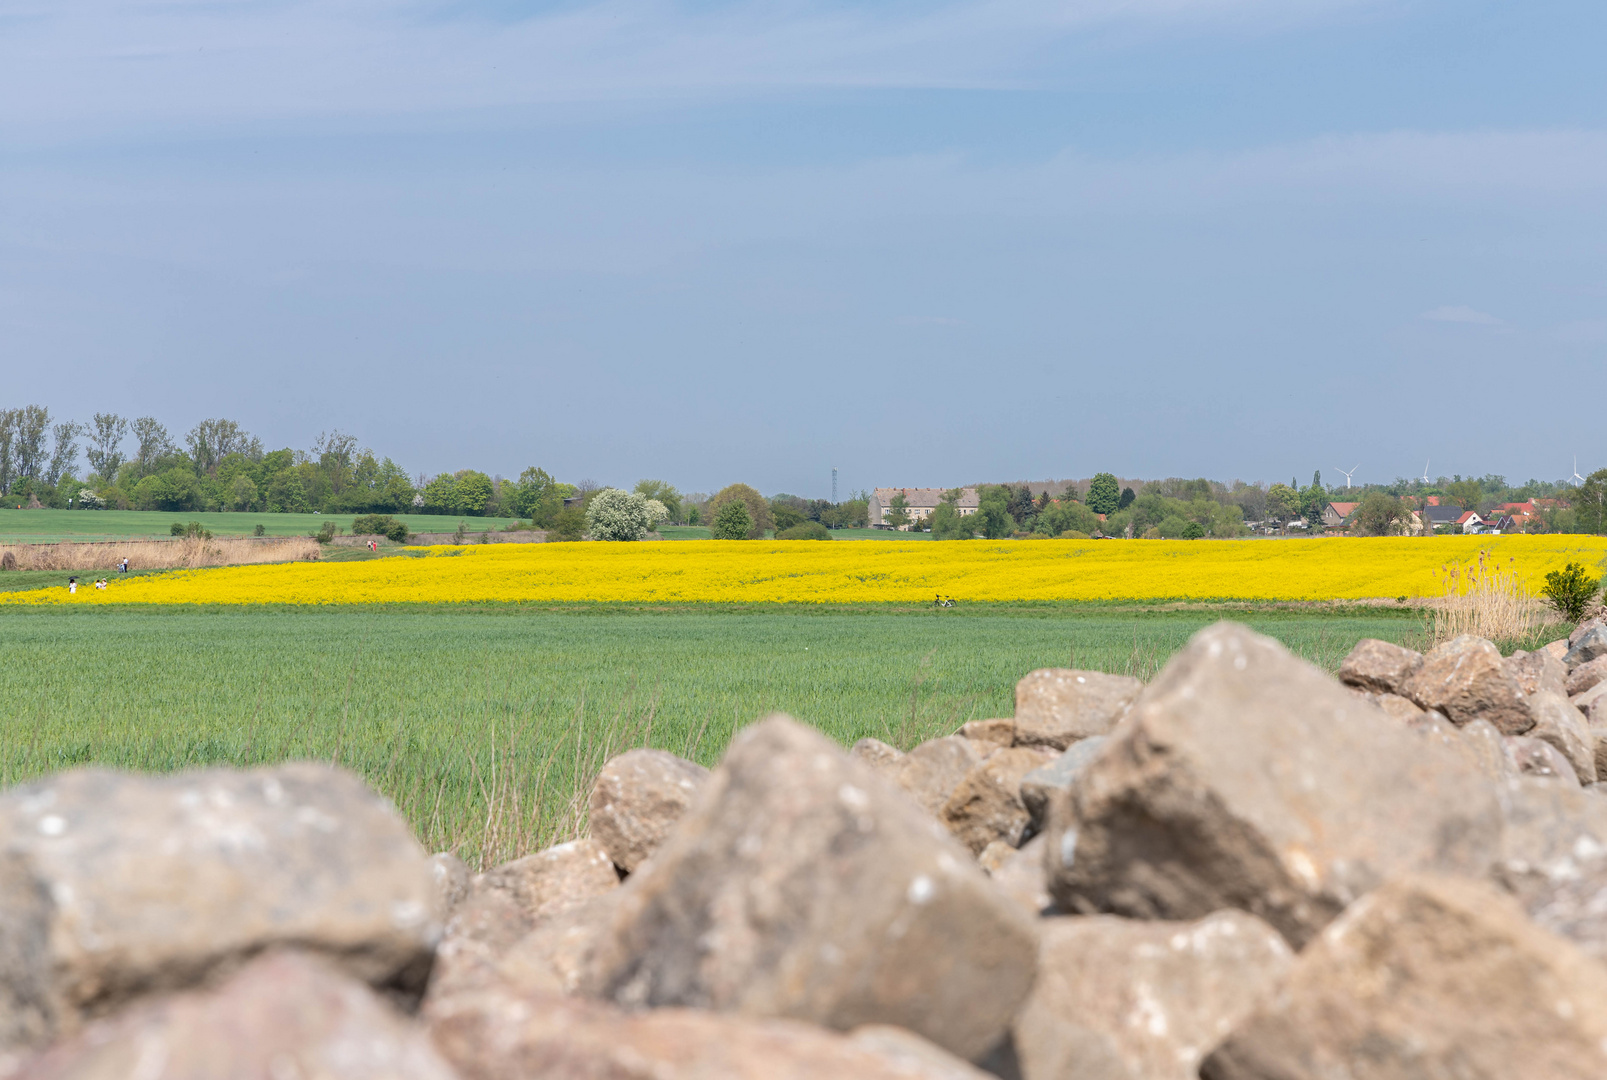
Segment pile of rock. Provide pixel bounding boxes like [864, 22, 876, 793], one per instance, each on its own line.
[7, 620, 1607, 1078]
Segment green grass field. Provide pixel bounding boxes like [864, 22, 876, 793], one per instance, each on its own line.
[0, 602, 1434, 868]
[0, 508, 522, 544]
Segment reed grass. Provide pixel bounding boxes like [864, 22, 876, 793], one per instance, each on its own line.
[1429, 549, 1541, 646]
[0, 536, 321, 572]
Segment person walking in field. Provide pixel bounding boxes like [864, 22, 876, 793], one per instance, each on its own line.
[119, 557, 129, 574]
[68, 577, 77, 594]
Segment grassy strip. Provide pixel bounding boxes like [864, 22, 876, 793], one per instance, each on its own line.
[0, 603, 1460, 869]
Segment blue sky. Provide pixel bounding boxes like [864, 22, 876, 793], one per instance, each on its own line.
[3, 0, 1604, 497]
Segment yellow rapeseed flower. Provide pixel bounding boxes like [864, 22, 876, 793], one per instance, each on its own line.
[4, 535, 1606, 606]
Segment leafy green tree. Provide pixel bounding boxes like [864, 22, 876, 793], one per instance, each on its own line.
[929, 491, 970, 539]
[777, 521, 831, 540]
[712, 500, 753, 540]
[1086, 473, 1120, 515]
[548, 505, 585, 541]
[1181, 521, 1206, 540]
[134, 467, 199, 511]
[1542, 562, 1600, 622]
[634, 479, 682, 523]
[972, 486, 1015, 538]
[422, 474, 458, 514]
[1299, 482, 1328, 531]
[1036, 500, 1102, 537]
[352, 514, 409, 542]
[266, 469, 309, 513]
[772, 502, 806, 531]
[1265, 483, 1298, 528]
[452, 470, 493, 515]
[229, 474, 259, 511]
[1350, 492, 1411, 536]
[86, 413, 129, 480]
[885, 492, 912, 530]
[1117, 487, 1135, 510]
[510, 467, 564, 526]
[709, 483, 771, 539]
[1577, 469, 1607, 535]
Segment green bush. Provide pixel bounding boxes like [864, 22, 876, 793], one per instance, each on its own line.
[352, 514, 409, 543]
[1181, 521, 1206, 540]
[253, 524, 266, 537]
[1542, 562, 1600, 623]
[548, 506, 586, 542]
[777, 521, 831, 540]
[171, 521, 211, 539]
[712, 501, 752, 540]
[312, 521, 336, 544]
[1059, 530, 1091, 540]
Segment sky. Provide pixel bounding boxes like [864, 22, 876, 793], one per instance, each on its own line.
[2, 0, 1604, 498]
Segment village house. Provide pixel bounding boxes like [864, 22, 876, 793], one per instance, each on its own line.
[868, 487, 980, 529]
[1322, 502, 1358, 529]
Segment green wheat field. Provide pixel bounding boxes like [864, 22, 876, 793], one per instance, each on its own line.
[0, 602, 1435, 868]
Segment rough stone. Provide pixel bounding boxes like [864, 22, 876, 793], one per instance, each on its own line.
[0, 764, 441, 1057]
[1566, 655, 1607, 697]
[848, 1026, 998, 1080]
[1528, 690, 1598, 783]
[1367, 691, 1427, 722]
[1506, 648, 1568, 697]
[587, 749, 709, 874]
[1019, 737, 1108, 832]
[17, 951, 458, 1080]
[583, 716, 1039, 1062]
[851, 738, 905, 776]
[1013, 670, 1143, 750]
[1047, 622, 1504, 948]
[427, 839, 618, 1005]
[1572, 677, 1607, 716]
[429, 987, 996, 1080]
[1336, 638, 1423, 695]
[1402, 634, 1534, 733]
[941, 746, 1057, 854]
[986, 835, 1053, 917]
[430, 853, 473, 918]
[1504, 736, 1581, 783]
[1546, 638, 1571, 660]
[892, 736, 983, 818]
[959, 719, 1015, 753]
[1592, 726, 1607, 781]
[1458, 718, 1518, 783]
[1200, 874, 1607, 1080]
[1015, 911, 1292, 1080]
[1493, 778, 1607, 965]
[1564, 625, 1607, 670]
[1570, 617, 1607, 647]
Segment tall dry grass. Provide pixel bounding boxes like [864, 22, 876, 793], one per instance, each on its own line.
[1429, 549, 1539, 646]
[0, 536, 321, 572]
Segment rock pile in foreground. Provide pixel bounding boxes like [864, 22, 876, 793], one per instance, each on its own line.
[6, 621, 1607, 1078]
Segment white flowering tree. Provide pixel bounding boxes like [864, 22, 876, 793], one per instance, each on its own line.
[586, 488, 667, 541]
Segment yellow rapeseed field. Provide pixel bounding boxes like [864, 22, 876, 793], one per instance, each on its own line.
[6, 535, 1607, 605]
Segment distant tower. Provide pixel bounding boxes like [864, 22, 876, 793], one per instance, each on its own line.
[832, 467, 838, 504]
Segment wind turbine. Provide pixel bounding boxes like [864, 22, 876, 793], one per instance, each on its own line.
[1421, 459, 1431, 484]
[1335, 465, 1359, 490]
[1573, 457, 1586, 486]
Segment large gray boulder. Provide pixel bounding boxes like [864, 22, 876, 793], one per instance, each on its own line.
[588, 749, 709, 873]
[19, 951, 459, 1080]
[1047, 622, 1504, 948]
[0, 764, 441, 1057]
[583, 716, 1039, 1062]
[1200, 875, 1607, 1080]
[1013, 670, 1142, 750]
[1506, 648, 1568, 697]
[429, 985, 994, 1080]
[1336, 638, 1423, 695]
[1014, 911, 1292, 1080]
[1402, 634, 1534, 733]
[1504, 735, 1581, 783]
